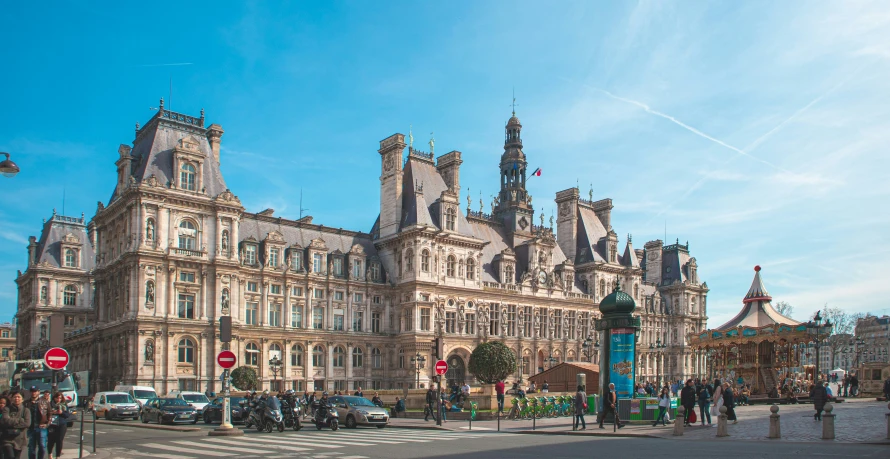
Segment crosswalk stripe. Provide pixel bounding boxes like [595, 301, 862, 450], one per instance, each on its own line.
[203, 437, 313, 452]
[328, 433, 424, 444]
[172, 440, 270, 455]
[242, 436, 347, 448]
[127, 453, 185, 459]
[140, 443, 231, 457]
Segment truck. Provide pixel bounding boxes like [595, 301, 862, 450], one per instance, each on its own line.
[1, 360, 81, 426]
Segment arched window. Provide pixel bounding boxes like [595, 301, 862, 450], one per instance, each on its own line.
[269, 343, 282, 361]
[505, 265, 514, 284]
[398, 348, 405, 369]
[245, 342, 259, 366]
[466, 258, 475, 280]
[371, 347, 382, 368]
[180, 162, 196, 191]
[352, 347, 364, 368]
[446, 256, 456, 277]
[599, 279, 606, 297]
[421, 250, 430, 272]
[332, 346, 345, 367]
[178, 338, 195, 363]
[178, 220, 197, 250]
[445, 208, 456, 231]
[291, 344, 304, 367]
[405, 249, 413, 272]
[63, 285, 77, 306]
[64, 249, 76, 268]
[312, 345, 324, 367]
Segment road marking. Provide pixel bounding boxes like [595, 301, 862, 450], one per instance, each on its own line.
[204, 437, 312, 452]
[328, 433, 421, 444]
[244, 436, 346, 448]
[140, 443, 230, 457]
[172, 439, 277, 455]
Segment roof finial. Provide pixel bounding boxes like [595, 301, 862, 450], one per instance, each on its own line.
[628, 233, 632, 243]
[589, 184, 593, 202]
[754, 265, 761, 272]
[511, 87, 517, 116]
[159, 97, 164, 109]
[408, 124, 414, 149]
[429, 132, 434, 155]
[479, 191, 483, 213]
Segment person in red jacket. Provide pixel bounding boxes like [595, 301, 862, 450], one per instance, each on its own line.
[495, 380, 506, 413]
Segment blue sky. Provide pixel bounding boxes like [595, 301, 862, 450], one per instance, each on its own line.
[1, 1, 888, 327]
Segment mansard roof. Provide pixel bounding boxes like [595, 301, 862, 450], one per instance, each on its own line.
[238, 213, 379, 259]
[33, 212, 95, 270]
[621, 237, 639, 268]
[576, 206, 607, 263]
[400, 156, 474, 237]
[661, 241, 691, 284]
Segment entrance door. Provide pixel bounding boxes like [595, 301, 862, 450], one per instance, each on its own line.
[445, 355, 465, 389]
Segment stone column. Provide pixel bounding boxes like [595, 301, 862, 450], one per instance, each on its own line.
[673, 405, 685, 436]
[768, 405, 781, 439]
[822, 403, 835, 440]
[346, 343, 354, 390]
[716, 406, 729, 437]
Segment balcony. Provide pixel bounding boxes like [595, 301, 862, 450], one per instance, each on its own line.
[171, 247, 206, 258]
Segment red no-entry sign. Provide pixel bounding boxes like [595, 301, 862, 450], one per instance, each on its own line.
[435, 359, 448, 375]
[217, 350, 237, 369]
[44, 347, 69, 370]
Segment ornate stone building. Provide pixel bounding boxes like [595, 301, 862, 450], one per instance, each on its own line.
[0, 323, 16, 362]
[16, 101, 709, 394]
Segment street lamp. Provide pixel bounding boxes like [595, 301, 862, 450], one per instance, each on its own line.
[410, 352, 426, 389]
[268, 355, 282, 392]
[546, 354, 558, 369]
[582, 336, 599, 363]
[0, 153, 20, 178]
[806, 310, 832, 381]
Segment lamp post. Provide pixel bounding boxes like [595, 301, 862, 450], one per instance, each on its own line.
[806, 310, 832, 382]
[410, 352, 426, 389]
[649, 339, 666, 383]
[0, 153, 20, 178]
[545, 354, 558, 369]
[582, 336, 599, 363]
[268, 356, 282, 392]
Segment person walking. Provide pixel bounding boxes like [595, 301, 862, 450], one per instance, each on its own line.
[46, 393, 69, 459]
[723, 383, 737, 424]
[680, 379, 697, 427]
[652, 387, 670, 427]
[883, 376, 890, 401]
[423, 387, 437, 422]
[697, 383, 712, 426]
[541, 380, 549, 394]
[574, 385, 587, 430]
[810, 380, 828, 421]
[598, 383, 624, 429]
[710, 379, 724, 418]
[23, 387, 48, 459]
[1, 393, 31, 459]
[850, 374, 859, 397]
[495, 379, 505, 413]
[842, 374, 850, 397]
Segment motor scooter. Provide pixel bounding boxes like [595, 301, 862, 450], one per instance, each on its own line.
[312, 400, 339, 431]
[281, 396, 303, 431]
[242, 399, 265, 432]
[263, 396, 286, 432]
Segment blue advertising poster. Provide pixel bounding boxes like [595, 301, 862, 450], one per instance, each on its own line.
[610, 328, 635, 399]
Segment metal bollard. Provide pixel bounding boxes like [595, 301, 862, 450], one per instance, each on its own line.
[672, 405, 685, 436]
[822, 403, 835, 440]
[78, 407, 85, 458]
[886, 402, 890, 440]
[497, 407, 500, 432]
[768, 405, 781, 439]
[716, 406, 729, 437]
[92, 409, 97, 452]
[532, 399, 536, 431]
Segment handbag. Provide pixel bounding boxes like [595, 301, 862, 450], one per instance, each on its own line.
[688, 409, 697, 424]
[582, 402, 588, 410]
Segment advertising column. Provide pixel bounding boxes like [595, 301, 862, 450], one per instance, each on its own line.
[609, 328, 636, 399]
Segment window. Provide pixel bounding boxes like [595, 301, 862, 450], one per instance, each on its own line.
[0, 331, 8, 338]
[405, 249, 413, 272]
[312, 345, 324, 367]
[505, 265, 514, 283]
[292, 286, 303, 297]
[398, 349, 405, 369]
[353, 293, 363, 303]
[554, 309, 563, 338]
[313, 306, 324, 329]
[489, 307, 500, 336]
[245, 245, 257, 265]
[371, 348, 382, 368]
[404, 308, 414, 332]
[291, 345, 303, 366]
[420, 308, 431, 331]
[373, 295, 381, 305]
[291, 250, 303, 271]
[270, 284, 282, 295]
[333, 346, 345, 367]
[466, 258, 475, 280]
[64, 249, 76, 268]
[505, 305, 516, 337]
[352, 348, 364, 368]
[466, 313, 476, 335]
[179, 271, 196, 283]
[522, 356, 531, 374]
[269, 248, 280, 268]
[269, 303, 281, 326]
[353, 259, 362, 279]
[421, 250, 430, 272]
[445, 312, 456, 333]
[247, 282, 258, 293]
[178, 221, 197, 250]
[177, 338, 195, 363]
[522, 307, 533, 337]
[567, 310, 576, 340]
[291, 304, 302, 328]
[445, 208, 456, 231]
[63, 285, 77, 306]
[64, 316, 75, 326]
[634, 284, 639, 299]
[352, 311, 363, 332]
[333, 313, 344, 331]
[246, 343, 259, 366]
[178, 294, 195, 319]
[180, 163, 196, 191]
[599, 279, 606, 298]
[245, 302, 258, 325]
[370, 263, 380, 281]
[446, 256, 456, 277]
[313, 288, 324, 299]
[334, 291, 344, 301]
[371, 312, 381, 333]
[269, 343, 282, 361]
[333, 257, 343, 277]
[1, 349, 7, 358]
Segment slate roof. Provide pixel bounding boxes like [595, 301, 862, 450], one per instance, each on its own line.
[400, 157, 474, 237]
[621, 239, 639, 268]
[33, 213, 95, 270]
[576, 207, 607, 263]
[238, 214, 379, 260]
[661, 243, 691, 284]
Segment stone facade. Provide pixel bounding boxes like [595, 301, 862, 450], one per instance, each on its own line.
[0, 323, 16, 362]
[15, 101, 709, 394]
[854, 315, 890, 366]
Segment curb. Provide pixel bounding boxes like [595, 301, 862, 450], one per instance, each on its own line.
[388, 424, 456, 431]
[95, 419, 203, 432]
[516, 429, 661, 439]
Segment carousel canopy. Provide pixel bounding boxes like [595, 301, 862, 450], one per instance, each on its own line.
[715, 265, 800, 331]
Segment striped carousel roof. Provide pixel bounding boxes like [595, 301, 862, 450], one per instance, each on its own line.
[715, 265, 801, 331]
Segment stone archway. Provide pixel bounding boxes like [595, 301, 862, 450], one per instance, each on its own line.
[445, 355, 466, 388]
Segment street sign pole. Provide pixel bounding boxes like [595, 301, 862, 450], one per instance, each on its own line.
[210, 350, 241, 437]
[221, 369, 232, 429]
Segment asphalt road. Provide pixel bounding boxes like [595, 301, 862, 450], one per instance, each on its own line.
[76, 420, 889, 459]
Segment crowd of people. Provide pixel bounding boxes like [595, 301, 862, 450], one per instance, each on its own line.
[0, 386, 71, 459]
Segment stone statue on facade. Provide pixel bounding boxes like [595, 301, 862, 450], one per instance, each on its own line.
[534, 311, 541, 337]
[548, 313, 555, 339]
[40, 286, 47, 303]
[221, 231, 229, 252]
[145, 340, 154, 362]
[517, 311, 525, 338]
[146, 219, 154, 241]
[146, 282, 154, 303]
[527, 193, 532, 206]
[457, 305, 466, 331]
[510, 190, 517, 201]
[429, 133, 435, 154]
[563, 314, 571, 339]
[221, 289, 230, 314]
[500, 309, 507, 335]
[40, 324, 47, 340]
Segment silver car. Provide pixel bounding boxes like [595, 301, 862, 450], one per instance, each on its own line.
[329, 396, 389, 429]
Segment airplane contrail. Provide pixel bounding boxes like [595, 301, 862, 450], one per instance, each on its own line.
[135, 63, 194, 67]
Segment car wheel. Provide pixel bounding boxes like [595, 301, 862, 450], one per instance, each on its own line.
[104, 411, 111, 421]
[141, 414, 148, 424]
[376, 425, 386, 429]
[204, 414, 212, 424]
[345, 415, 357, 429]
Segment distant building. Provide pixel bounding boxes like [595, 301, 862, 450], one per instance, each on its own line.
[0, 323, 16, 361]
[854, 315, 890, 366]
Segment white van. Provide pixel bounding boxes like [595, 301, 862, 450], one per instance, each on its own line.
[167, 390, 210, 418]
[114, 385, 158, 408]
[94, 392, 140, 421]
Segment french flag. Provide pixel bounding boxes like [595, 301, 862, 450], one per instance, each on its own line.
[531, 168, 542, 177]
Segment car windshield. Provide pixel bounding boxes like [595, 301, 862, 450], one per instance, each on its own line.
[228, 397, 246, 406]
[343, 396, 375, 407]
[106, 395, 134, 404]
[133, 390, 157, 399]
[22, 375, 75, 392]
[182, 394, 209, 403]
[159, 399, 189, 407]
[266, 397, 281, 410]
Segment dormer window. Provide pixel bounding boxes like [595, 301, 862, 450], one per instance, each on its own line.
[370, 262, 380, 281]
[178, 220, 197, 250]
[180, 163, 197, 191]
[445, 208, 456, 231]
[269, 248, 280, 268]
[291, 249, 303, 271]
[245, 244, 257, 265]
[64, 249, 77, 268]
[504, 265, 514, 284]
[333, 257, 344, 277]
[313, 253, 324, 273]
[352, 259, 362, 279]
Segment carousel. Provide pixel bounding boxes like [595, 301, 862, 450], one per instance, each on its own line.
[690, 266, 827, 394]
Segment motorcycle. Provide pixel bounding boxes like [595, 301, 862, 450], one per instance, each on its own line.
[263, 396, 286, 433]
[242, 399, 265, 432]
[311, 400, 339, 431]
[281, 396, 303, 431]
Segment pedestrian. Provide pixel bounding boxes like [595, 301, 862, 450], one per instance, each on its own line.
[541, 380, 549, 394]
[439, 392, 448, 423]
[598, 383, 624, 429]
[23, 386, 48, 459]
[883, 376, 890, 402]
[824, 382, 833, 400]
[47, 393, 70, 459]
[391, 396, 404, 418]
[850, 374, 859, 397]
[371, 392, 383, 408]
[723, 383, 737, 424]
[670, 380, 679, 397]
[574, 385, 587, 430]
[353, 387, 363, 398]
[528, 381, 536, 394]
[697, 383, 712, 426]
[1, 392, 30, 459]
[842, 374, 850, 397]
[423, 387, 436, 422]
[810, 380, 828, 421]
[680, 379, 696, 426]
[495, 379, 505, 413]
[652, 387, 670, 427]
[710, 379, 723, 418]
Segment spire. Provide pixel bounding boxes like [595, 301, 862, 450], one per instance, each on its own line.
[743, 265, 771, 303]
[622, 235, 639, 268]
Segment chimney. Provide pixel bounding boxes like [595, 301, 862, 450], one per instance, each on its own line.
[555, 188, 580, 262]
[115, 144, 133, 190]
[436, 151, 462, 194]
[207, 123, 224, 164]
[27, 236, 37, 266]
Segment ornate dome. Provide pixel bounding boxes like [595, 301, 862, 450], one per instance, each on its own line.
[599, 284, 636, 315]
[507, 115, 521, 127]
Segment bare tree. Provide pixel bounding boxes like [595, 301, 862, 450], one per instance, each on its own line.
[819, 305, 865, 369]
[774, 301, 794, 318]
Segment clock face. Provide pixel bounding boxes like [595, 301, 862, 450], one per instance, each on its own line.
[538, 270, 547, 284]
[648, 251, 658, 260]
[384, 154, 394, 171]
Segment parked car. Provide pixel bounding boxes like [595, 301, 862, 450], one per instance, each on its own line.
[94, 392, 140, 421]
[114, 385, 158, 410]
[202, 396, 247, 424]
[329, 395, 389, 429]
[168, 391, 211, 419]
[140, 398, 198, 424]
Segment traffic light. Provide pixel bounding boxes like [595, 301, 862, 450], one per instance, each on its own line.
[431, 337, 443, 360]
[49, 314, 64, 348]
[219, 316, 232, 343]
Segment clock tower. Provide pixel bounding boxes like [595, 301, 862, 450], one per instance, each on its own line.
[493, 112, 535, 245]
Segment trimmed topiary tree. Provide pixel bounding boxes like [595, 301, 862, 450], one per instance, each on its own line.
[230, 366, 259, 391]
[468, 341, 517, 384]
